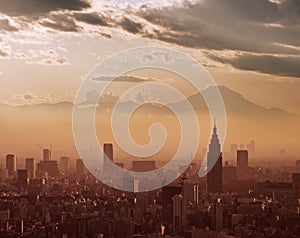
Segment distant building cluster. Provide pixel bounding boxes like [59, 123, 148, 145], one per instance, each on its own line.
[0, 130, 299, 238]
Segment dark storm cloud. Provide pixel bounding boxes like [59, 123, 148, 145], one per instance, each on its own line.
[0, 0, 90, 16]
[73, 12, 109, 26]
[40, 14, 81, 32]
[120, 17, 143, 34]
[137, 0, 300, 54]
[0, 19, 18, 31]
[211, 53, 300, 77]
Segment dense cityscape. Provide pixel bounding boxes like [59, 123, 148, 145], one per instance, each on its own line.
[0, 124, 299, 238]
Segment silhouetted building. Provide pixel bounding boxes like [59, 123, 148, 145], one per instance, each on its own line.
[207, 123, 222, 193]
[25, 158, 35, 179]
[43, 149, 51, 161]
[296, 160, 300, 173]
[230, 144, 238, 153]
[59, 156, 70, 174]
[162, 186, 181, 225]
[246, 140, 255, 158]
[292, 173, 300, 190]
[131, 160, 156, 172]
[115, 162, 124, 168]
[237, 150, 248, 177]
[223, 166, 236, 185]
[103, 143, 113, 162]
[6, 154, 16, 177]
[76, 159, 85, 175]
[183, 184, 199, 204]
[172, 194, 183, 232]
[17, 169, 27, 186]
[36, 160, 59, 177]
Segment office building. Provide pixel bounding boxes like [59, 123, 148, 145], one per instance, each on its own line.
[172, 194, 184, 232]
[103, 143, 113, 162]
[292, 173, 300, 190]
[6, 154, 17, 177]
[25, 158, 35, 179]
[162, 186, 181, 225]
[246, 140, 255, 158]
[237, 150, 248, 177]
[17, 170, 28, 186]
[36, 160, 59, 177]
[207, 123, 222, 193]
[131, 160, 156, 172]
[43, 149, 51, 161]
[59, 156, 70, 174]
[76, 159, 85, 176]
[296, 160, 300, 173]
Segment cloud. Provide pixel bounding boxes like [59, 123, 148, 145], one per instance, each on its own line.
[73, 12, 109, 26]
[0, 19, 18, 31]
[23, 94, 34, 100]
[0, 49, 9, 57]
[26, 56, 70, 66]
[90, 75, 155, 83]
[221, 54, 300, 78]
[39, 14, 81, 32]
[136, 0, 300, 54]
[12, 93, 55, 104]
[119, 17, 143, 34]
[0, 0, 90, 16]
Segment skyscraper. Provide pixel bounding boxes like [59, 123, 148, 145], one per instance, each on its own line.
[172, 194, 184, 232]
[6, 154, 16, 177]
[76, 159, 85, 176]
[296, 160, 300, 173]
[207, 123, 222, 194]
[25, 158, 35, 179]
[43, 149, 51, 161]
[237, 150, 248, 177]
[246, 140, 255, 158]
[103, 143, 113, 162]
[59, 156, 70, 174]
[17, 169, 28, 186]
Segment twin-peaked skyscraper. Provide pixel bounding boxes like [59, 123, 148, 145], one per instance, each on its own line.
[207, 122, 223, 193]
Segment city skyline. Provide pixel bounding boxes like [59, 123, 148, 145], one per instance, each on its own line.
[0, 1, 300, 236]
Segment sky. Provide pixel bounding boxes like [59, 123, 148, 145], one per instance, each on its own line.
[0, 0, 299, 113]
[0, 0, 300, 159]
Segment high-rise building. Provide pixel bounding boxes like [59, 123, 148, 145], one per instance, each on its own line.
[76, 159, 85, 176]
[103, 143, 113, 162]
[6, 154, 16, 177]
[162, 186, 181, 225]
[292, 173, 300, 190]
[131, 160, 156, 172]
[172, 194, 184, 232]
[43, 149, 51, 161]
[207, 123, 222, 193]
[246, 140, 255, 158]
[17, 170, 28, 186]
[230, 144, 238, 153]
[36, 161, 59, 177]
[237, 150, 248, 177]
[296, 160, 300, 173]
[59, 156, 70, 174]
[25, 158, 35, 179]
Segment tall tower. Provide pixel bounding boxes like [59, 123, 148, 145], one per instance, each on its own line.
[207, 123, 222, 193]
[6, 154, 17, 177]
[43, 149, 51, 161]
[25, 158, 35, 179]
[103, 143, 113, 162]
[237, 150, 248, 176]
[59, 156, 70, 174]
